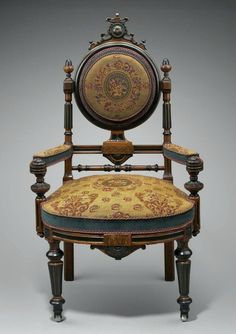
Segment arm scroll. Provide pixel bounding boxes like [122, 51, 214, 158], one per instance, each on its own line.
[33, 144, 72, 167]
[163, 143, 199, 165]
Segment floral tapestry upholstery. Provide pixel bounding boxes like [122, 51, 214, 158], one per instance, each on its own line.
[81, 52, 152, 121]
[163, 143, 198, 165]
[41, 175, 194, 233]
[75, 45, 159, 130]
[34, 144, 72, 166]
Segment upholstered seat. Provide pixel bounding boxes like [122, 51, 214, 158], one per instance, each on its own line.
[42, 175, 194, 233]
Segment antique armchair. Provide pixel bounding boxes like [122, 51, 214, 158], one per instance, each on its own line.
[30, 14, 203, 322]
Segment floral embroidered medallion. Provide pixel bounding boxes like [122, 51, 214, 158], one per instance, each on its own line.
[104, 71, 131, 101]
[93, 176, 141, 191]
[75, 45, 160, 130]
[82, 53, 151, 121]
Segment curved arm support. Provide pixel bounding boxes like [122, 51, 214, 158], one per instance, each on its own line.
[30, 158, 50, 237]
[184, 156, 204, 236]
[163, 143, 198, 165]
[33, 144, 72, 167]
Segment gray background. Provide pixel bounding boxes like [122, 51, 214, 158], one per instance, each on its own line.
[0, 0, 235, 333]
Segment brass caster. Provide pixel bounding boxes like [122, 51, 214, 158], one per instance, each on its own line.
[180, 313, 188, 322]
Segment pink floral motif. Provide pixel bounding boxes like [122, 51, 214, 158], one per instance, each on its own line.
[111, 211, 131, 219]
[50, 194, 98, 217]
[111, 203, 120, 210]
[89, 205, 99, 212]
[133, 204, 143, 211]
[123, 196, 132, 202]
[135, 192, 177, 216]
[111, 192, 121, 197]
[113, 60, 123, 70]
[101, 197, 110, 202]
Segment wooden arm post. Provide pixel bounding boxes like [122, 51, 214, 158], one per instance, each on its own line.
[185, 156, 204, 236]
[63, 59, 75, 280]
[63, 59, 74, 182]
[30, 158, 50, 237]
[161, 59, 174, 281]
[161, 58, 173, 183]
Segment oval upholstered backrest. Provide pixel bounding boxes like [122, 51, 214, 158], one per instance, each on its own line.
[74, 14, 161, 130]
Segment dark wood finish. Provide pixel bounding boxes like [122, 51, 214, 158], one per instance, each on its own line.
[62, 61, 75, 281]
[73, 164, 163, 172]
[30, 14, 204, 323]
[89, 13, 147, 51]
[30, 158, 50, 237]
[161, 59, 175, 282]
[46, 240, 65, 322]
[91, 245, 146, 260]
[73, 144, 163, 155]
[63, 59, 74, 183]
[64, 242, 74, 281]
[175, 232, 192, 322]
[103, 233, 132, 246]
[164, 241, 175, 281]
[46, 222, 190, 246]
[185, 156, 204, 236]
[102, 131, 134, 164]
[161, 58, 173, 183]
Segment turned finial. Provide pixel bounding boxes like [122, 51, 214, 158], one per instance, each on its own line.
[63, 59, 74, 78]
[161, 58, 172, 74]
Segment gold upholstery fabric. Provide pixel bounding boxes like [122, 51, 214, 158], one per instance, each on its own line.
[42, 175, 193, 220]
[34, 144, 71, 158]
[82, 53, 152, 121]
[163, 143, 197, 156]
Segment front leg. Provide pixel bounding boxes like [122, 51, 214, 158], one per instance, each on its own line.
[46, 240, 65, 322]
[175, 238, 192, 321]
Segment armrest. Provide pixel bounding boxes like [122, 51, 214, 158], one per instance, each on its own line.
[33, 144, 72, 167]
[163, 143, 204, 237]
[30, 144, 72, 237]
[163, 143, 198, 165]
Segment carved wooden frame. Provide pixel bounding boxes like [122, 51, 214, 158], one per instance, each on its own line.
[30, 13, 204, 323]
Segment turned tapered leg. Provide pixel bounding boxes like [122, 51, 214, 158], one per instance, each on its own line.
[164, 241, 175, 281]
[64, 242, 74, 281]
[46, 240, 65, 322]
[175, 239, 192, 321]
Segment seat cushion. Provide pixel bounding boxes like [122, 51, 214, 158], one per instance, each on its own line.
[41, 175, 194, 233]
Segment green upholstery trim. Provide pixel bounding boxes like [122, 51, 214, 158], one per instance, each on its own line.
[41, 149, 72, 166]
[42, 207, 194, 233]
[163, 145, 198, 165]
[34, 147, 72, 166]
